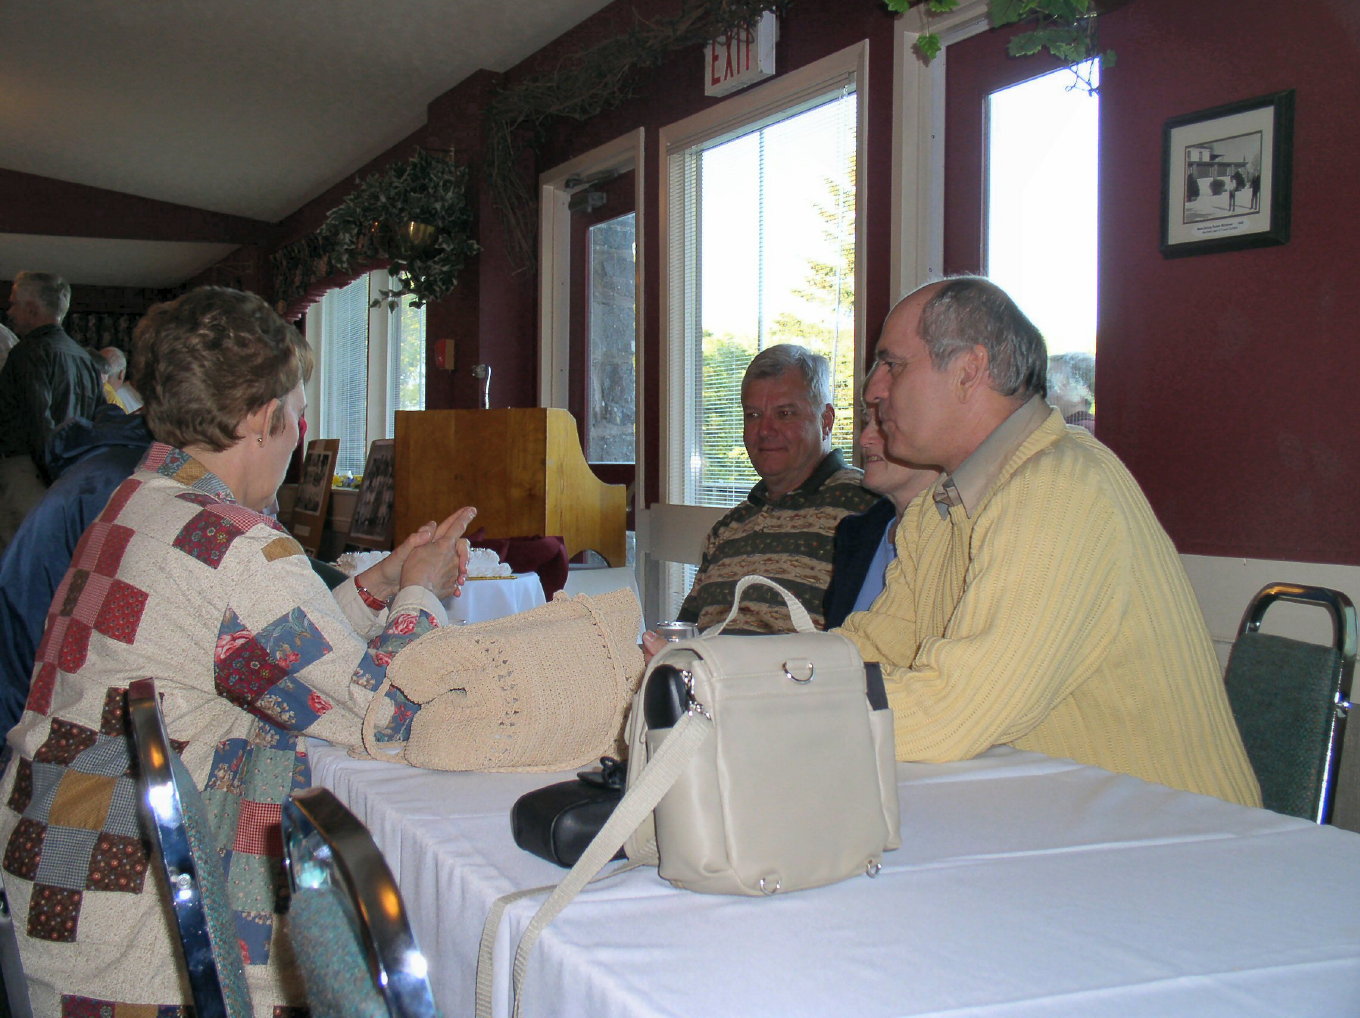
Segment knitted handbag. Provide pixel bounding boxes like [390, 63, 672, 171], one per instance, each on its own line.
[358, 587, 644, 772]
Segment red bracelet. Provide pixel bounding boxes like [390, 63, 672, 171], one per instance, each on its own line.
[354, 578, 389, 611]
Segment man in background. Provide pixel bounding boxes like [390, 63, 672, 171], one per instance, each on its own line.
[97, 346, 132, 410]
[674, 343, 877, 633]
[0, 272, 103, 548]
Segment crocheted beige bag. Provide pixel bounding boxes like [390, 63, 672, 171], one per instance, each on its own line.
[359, 587, 644, 772]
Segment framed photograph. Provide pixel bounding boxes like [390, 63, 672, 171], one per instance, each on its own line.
[348, 439, 396, 550]
[1161, 90, 1293, 258]
[291, 438, 338, 555]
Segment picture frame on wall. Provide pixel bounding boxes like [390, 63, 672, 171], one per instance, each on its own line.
[348, 439, 396, 550]
[291, 438, 338, 555]
[1161, 89, 1294, 258]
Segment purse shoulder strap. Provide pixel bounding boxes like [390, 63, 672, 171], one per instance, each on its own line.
[475, 711, 712, 1018]
[709, 574, 816, 636]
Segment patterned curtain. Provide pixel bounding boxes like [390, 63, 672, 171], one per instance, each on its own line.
[64, 312, 143, 353]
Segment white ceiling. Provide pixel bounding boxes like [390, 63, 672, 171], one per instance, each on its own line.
[0, 0, 613, 288]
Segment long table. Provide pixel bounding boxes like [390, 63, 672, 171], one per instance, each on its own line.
[308, 743, 1360, 1018]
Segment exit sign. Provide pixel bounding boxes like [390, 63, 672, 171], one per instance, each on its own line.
[704, 12, 777, 97]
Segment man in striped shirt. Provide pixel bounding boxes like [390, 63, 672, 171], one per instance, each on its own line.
[674, 344, 877, 634]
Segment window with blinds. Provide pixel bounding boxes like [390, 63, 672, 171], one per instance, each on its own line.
[309, 271, 426, 477]
[316, 275, 370, 476]
[665, 82, 859, 510]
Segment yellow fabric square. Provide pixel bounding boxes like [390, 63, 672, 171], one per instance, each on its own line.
[49, 770, 116, 831]
[263, 535, 303, 561]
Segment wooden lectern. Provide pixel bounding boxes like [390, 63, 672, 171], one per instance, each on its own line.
[393, 408, 627, 566]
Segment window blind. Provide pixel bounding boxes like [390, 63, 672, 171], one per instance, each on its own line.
[319, 274, 370, 476]
[666, 84, 858, 510]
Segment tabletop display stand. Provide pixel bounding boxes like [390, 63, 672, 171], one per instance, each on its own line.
[291, 438, 339, 555]
[348, 439, 396, 551]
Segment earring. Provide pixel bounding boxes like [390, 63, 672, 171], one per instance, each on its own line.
[257, 435, 265, 446]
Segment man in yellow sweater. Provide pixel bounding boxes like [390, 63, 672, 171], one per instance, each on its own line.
[838, 277, 1260, 807]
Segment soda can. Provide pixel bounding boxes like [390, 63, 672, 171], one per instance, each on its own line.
[654, 620, 699, 642]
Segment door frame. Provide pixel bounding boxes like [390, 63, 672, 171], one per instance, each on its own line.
[538, 128, 646, 415]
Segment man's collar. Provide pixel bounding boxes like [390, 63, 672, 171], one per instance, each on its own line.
[933, 395, 1049, 519]
[751, 449, 846, 505]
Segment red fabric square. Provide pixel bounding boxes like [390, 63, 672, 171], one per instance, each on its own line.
[232, 800, 282, 857]
[26, 884, 82, 942]
[215, 631, 287, 706]
[3, 818, 43, 879]
[67, 572, 112, 626]
[100, 687, 127, 737]
[86, 833, 149, 893]
[57, 617, 93, 673]
[99, 477, 140, 521]
[90, 523, 134, 578]
[34, 718, 98, 766]
[93, 580, 148, 644]
[173, 508, 246, 569]
[28, 662, 58, 716]
[6, 759, 33, 814]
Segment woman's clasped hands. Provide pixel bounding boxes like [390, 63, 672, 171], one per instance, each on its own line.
[355, 506, 478, 604]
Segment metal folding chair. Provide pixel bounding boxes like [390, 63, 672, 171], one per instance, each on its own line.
[126, 679, 253, 1018]
[282, 787, 439, 1018]
[1223, 583, 1358, 823]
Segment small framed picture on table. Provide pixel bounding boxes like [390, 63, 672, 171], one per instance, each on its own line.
[349, 439, 396, 550]
[291, 438, 338, 555]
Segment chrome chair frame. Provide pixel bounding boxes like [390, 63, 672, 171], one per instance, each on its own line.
[126, 678, 251, 1018]
[282, 787, 439, 1018]
[1230, 582, 1358, 823]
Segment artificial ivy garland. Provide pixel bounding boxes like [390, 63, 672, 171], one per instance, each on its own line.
[270, 148, 478, 314]
[888, 0, 1112, 89]
[484, 0, 787, 271]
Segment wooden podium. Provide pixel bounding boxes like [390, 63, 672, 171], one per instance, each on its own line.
[393, 408, 627, 566]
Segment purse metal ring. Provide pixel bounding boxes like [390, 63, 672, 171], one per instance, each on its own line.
[759, 876, 781, 895]
[782, 659, 814, 683]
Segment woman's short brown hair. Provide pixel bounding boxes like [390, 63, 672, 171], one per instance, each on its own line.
[132, 286, 314, 452]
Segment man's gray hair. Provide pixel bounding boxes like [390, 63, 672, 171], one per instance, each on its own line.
[919, 277, 1046, 399]
[742, 343, 833, 408]
[99, 346, 127, 377]
[1048, 351, 1093, 408]
[13, 271, 72, 322]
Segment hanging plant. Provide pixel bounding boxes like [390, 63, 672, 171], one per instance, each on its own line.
[886, 0, 1113, 91]
[271, 148, 479, 314]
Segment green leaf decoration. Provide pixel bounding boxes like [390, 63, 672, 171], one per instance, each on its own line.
[270, 148, 478, 315]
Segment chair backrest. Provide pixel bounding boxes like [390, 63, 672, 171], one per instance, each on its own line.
[1223, 583, 1358, 823]
[282, 787, 440, 1018]
[126, 679, 253, 1018]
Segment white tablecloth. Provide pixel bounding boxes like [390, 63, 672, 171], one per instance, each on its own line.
[443, 572, 544, 624]
[307, 744, 1360, 1018]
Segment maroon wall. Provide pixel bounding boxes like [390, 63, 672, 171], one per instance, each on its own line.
[944, 0, 1360, 566]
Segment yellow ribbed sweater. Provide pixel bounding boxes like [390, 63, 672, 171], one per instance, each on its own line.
[839, 409, 1261, 807]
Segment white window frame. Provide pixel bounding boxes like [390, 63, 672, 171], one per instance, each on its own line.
[304, 269, 425, 474]
[644, 41, 868, 618]
[891, 0, 989, 297]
